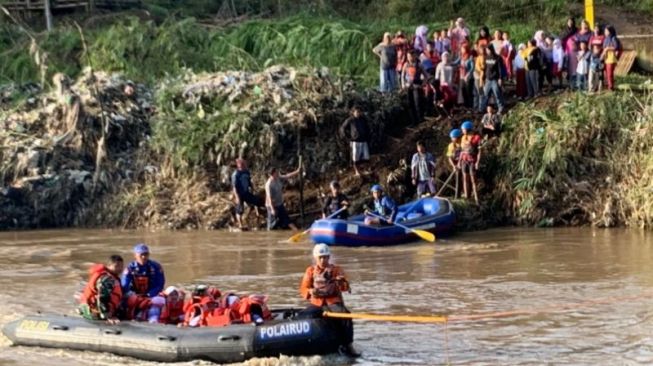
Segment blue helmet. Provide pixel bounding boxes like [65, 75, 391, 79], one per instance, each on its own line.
[370, 184, 383, 193]
[461, 121, 474, 131]
[449, 129, 462, 138]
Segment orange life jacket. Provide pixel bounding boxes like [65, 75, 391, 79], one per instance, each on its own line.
[79, 264, 122, 319]
[182, 287, 221, 327]
[124, 294, 152, 321]
[133, 275, 149, 295]
[300, 264, 349, 307]
[184, 293, 272, 327]
[460, 134, 481, 162]
[159, 290, 186, 325]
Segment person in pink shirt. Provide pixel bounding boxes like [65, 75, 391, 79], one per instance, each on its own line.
[448, 17, 470, 57]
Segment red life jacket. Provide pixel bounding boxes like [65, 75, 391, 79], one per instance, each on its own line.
[460, 134, 481, 162]
[159, 290, 186, 325]
[124, 294, 152, 321]
[79, 264, 122, 318]
[182, 287, 221, 327]
[133, 275, 149, 295]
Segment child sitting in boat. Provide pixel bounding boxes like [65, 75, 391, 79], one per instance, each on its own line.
[363, 184, 397, 225]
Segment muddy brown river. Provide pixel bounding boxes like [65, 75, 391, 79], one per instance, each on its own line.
[1, 227, 653, 365]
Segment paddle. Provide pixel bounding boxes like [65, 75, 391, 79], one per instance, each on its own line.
[366, 212, 436, 242]
[323, 311, 447, 324]
[287, 206, 348, 243]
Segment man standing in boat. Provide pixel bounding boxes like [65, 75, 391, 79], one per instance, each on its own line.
[78, 255, 124, 324]
[121, 243, 165, 298]
[299, 244, 357, 356]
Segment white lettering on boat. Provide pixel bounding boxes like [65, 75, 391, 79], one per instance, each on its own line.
[346, 224, 358, 234]
[258, 321, 311, 340]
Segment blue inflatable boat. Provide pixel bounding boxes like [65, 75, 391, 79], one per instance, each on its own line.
[309, 197, 455, 246]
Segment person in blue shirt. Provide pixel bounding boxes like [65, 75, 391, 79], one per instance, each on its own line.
[363, 184, 397, 225]
[121, 243, 165, 298]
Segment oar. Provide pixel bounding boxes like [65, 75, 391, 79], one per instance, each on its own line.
[323, 311, 447, 323]
[366, 212, 435, 242]
[288, 206, 347, 243]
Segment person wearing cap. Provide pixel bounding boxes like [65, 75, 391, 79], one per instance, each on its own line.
[232, 158, 264, 230]
[411, 141, 437, 197]
[364, 184, 397, 225]
[121, 243, 165, 298]
[322, 180, 349, 220]
[78, 255, 124, 324]
[459, 121, 482, 204]
[299, 244, 356, 355]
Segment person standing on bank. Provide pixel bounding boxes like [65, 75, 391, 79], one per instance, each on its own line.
[411, 141, 437, 197]
[232, 158, 263, 230]
[373, 32, 398, 93]
[340, 105, 371, 176]
[265, 164, 301, 231]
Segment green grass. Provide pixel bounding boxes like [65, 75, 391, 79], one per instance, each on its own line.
[0, 13, 566, 87]
[490, 90, 653, 228]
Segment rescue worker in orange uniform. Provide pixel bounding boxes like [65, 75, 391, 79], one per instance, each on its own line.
[299, 244, 357, 356]
[78, 255, 124, 324]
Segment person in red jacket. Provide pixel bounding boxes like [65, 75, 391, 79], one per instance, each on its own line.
[78, 255, 124, 324]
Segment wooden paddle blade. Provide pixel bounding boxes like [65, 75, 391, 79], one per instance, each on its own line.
[412, 229, 436, 242]
[288, 229, 310, 243]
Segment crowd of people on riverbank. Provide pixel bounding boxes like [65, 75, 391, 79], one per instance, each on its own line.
[229, 17, 624, 231]
[372, 17, 623, 124]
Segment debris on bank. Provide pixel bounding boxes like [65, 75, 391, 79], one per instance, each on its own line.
[0, 66, 407, 230]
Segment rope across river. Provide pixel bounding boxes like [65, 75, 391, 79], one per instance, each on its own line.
[324, 290, 653, 324]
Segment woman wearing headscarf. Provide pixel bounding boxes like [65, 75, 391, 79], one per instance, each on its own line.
[448, 18, 470, 56]
[414, 25, 429, 54]
[514, 43, 527, 99]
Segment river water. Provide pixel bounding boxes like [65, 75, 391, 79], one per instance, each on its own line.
[1, 227, 653, 365]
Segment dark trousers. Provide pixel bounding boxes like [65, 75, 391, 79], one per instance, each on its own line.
[406, 86, 423, 125]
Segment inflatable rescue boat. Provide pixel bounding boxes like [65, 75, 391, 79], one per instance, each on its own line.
[2, 308, 353, 363]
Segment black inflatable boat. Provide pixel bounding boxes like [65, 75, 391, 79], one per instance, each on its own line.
[2, 309, 353, 363]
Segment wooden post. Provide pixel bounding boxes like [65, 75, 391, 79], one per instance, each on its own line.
[585, 0, 595, 27]
[297, 126, 305, 227]
[44, 0, 53, 31]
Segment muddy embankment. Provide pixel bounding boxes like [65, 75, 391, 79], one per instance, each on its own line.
[2, 66, 653, 231]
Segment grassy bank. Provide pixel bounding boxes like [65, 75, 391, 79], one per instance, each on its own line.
[0, 11, 566, 88]
[488, 91, 653, 229]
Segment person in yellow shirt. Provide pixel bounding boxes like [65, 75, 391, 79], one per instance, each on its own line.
[473, 45, 486, 112]
[601, 25, 620, 91]
[446, 128, 462, 198]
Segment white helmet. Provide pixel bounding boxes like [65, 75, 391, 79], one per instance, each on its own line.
[313, 243, 331, 258]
